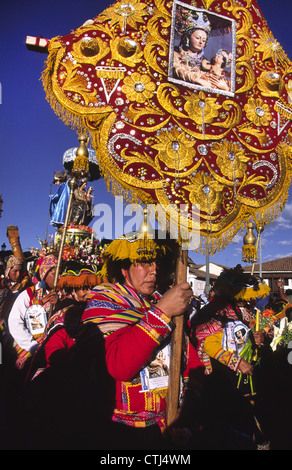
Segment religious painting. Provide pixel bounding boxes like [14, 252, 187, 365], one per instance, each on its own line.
[140, 344, 170, 392]
[168, 1, 236, 97]
[25, 305, 47, 336]
[233, 323, 250, 354]
[222, 320, 250, 355]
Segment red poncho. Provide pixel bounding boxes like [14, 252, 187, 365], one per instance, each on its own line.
[82, 282, 203, 430]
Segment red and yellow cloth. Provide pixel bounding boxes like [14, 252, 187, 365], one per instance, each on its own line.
[82, 282, 203, 430]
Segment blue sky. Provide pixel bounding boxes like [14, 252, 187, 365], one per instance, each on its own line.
[0, 0, 291, 269]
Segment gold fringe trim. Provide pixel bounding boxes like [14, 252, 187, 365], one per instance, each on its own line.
[72, 155, 89, 174]
[98, 236, 166, 281]
[41, 49, 85, 133]
[57, 272, 99, 290]
[234, 282, 270, 301]
[242, 245, 258, 263]
[152, 388, 168, 398]
[102, 171, 142, 205]
[196, 182, 291, 255]
[102, 237, 166, 263]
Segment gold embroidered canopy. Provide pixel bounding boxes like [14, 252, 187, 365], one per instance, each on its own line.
[42, 0, 292, 254]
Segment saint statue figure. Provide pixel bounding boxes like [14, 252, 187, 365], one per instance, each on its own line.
[70, 181, 94, 226]
[49, 173, 93, 228]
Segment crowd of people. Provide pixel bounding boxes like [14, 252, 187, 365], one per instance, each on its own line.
[0, 233, 292, 450]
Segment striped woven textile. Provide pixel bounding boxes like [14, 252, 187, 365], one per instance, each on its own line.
[194, 304, 241, 375]
[13, 335, 43, 359]
[83, 283, 157, 335]
[81, 282, 174, 430]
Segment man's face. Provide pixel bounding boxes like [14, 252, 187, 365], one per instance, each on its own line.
[9, 265, 22, 283]
[122, 261, 157, 296]
[73, 287, 91, 302]
[44, 267, 57, 289]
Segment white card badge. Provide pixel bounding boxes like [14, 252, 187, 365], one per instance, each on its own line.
[25, 304, 47, 336]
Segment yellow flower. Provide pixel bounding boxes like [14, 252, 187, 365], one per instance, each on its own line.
[100, 0, 148, 30]
[256, 28, 281, 62]
[183, 173, 223, 213]
[122, 72, 156, 103]
[184, 91, 221, 125]
[244, 97, 272, 126]
[213, 141, 249, 180]
[152, 128, 196, 171]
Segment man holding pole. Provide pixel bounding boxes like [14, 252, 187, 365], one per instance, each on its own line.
[81, 232, 204, 450]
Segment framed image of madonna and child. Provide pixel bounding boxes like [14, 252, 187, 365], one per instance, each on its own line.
[168, 1, 236, 97]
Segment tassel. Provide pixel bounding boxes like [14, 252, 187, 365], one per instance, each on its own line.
[242, 244, 258, 263]
[72, 155, 89, 176]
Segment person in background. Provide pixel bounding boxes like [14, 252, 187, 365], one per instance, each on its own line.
[0, 255, 30, 324]
[42, 261, 99, 368]
[276, 278, 292, 321]
[0, 255, 31, 361]
[12, 261, 112, 450]
[191, 266, 270, 449]
[0, 255, 32, 444]
[8, 254, 59, 370]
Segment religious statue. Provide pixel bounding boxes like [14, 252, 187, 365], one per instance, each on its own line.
[69, 181, 94, 226]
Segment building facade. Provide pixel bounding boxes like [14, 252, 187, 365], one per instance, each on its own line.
[243, 256, 292, 294]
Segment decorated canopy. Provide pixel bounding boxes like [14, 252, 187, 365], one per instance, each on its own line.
[42, 0, 292, 254]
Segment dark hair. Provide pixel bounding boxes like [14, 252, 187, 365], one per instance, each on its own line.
[105, 257, 132, 283]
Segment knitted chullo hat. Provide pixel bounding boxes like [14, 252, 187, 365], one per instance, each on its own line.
[214, 265, 270, 302]
[39, 255, 58, 281]
[57, 260, 99, 290]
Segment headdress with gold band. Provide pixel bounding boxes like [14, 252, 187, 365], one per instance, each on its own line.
[175, 5, 211, 36]
[98, 232, 167, 281]
[57, 261, 100, 291]
[214, 265, 270, 302]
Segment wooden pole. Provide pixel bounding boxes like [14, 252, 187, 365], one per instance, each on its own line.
[48, 177, 77, 319]
[166, 246, 188, 426]
[251, 233, 261, 276]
